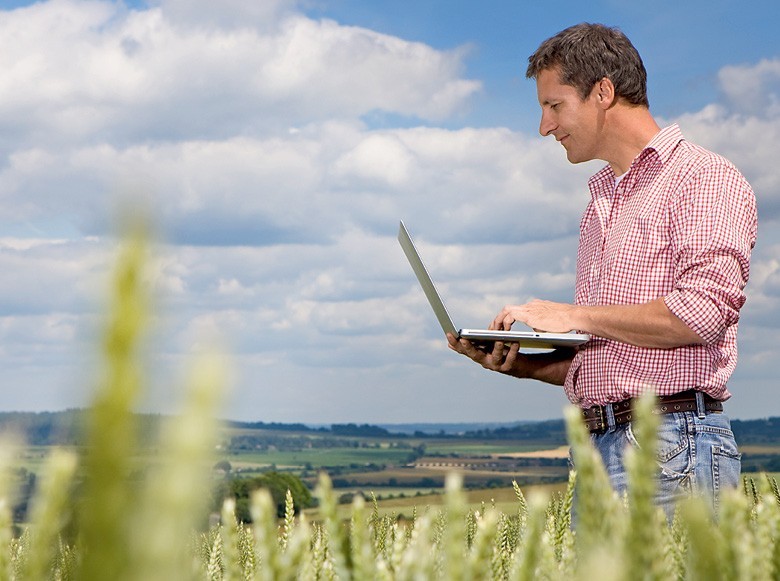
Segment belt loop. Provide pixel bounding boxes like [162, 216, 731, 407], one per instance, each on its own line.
[605, 402, 617, 431]
[695, 391, 705, 419]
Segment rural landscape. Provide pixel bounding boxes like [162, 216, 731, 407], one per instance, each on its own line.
[4, 404, 780, 579]
[3, 410, 574, 524]
[4, 408, 780, 525]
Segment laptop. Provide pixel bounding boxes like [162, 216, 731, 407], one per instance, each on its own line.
[398, 221, 589, 349]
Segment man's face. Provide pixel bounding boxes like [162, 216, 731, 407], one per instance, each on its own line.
[535, 67, 602, 165]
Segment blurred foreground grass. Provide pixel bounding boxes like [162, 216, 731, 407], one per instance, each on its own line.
[2, 225, 780, 580]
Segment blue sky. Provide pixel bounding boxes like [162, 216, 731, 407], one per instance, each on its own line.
[0, 0, 778, 424]
[312, 0, 779, 129]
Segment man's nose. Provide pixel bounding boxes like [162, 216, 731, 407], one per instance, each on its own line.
[539, 110, 556, 137]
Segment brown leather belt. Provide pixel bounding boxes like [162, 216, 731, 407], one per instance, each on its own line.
[582, 390, 723, 434]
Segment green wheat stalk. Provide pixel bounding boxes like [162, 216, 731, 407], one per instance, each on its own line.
[553, 469, 576, 574]
[768, 476, 780, 579]
[466, 507, 498, 578]
[441, 471, 468, 581]
[279, 489, 295, 553]
[396, 509, 437, 579]
[563, 405, 624, 557]
[278, 508, 311, 578]
[348, 494, 375, 580]
[77, 221, 149, 581]
[20, 449, 78, 581]
[749, 478, 778, 580]
[220, 499, 245, 580]
[316, 472, 348, 580]
[251, 488, 280, 581]
[512, 479, 528, 532]
[131, 350, 226, 581]
[509, 492, 549, 581]
[623, 392, 666, 581]
[0, 440, 19, 580]
[680, 496, 726, 580]
[204, 526, 224, 581]
[383, 519, 407, 580]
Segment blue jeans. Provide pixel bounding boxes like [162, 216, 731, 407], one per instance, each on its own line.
[588, 409, 741, 517]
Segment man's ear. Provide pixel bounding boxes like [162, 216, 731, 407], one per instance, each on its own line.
[596, 77, 616, 108]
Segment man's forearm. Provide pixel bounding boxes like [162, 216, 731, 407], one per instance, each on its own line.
[510, 349, 574, 386]
[572, 297, 704, 349]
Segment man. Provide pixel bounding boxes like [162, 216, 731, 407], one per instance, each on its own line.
[447, 23, 757, 513]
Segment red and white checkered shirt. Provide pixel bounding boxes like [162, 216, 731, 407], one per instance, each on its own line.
[564, 124, 758, 408]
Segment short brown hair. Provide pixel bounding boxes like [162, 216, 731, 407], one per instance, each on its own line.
[526, 23, 649, 107]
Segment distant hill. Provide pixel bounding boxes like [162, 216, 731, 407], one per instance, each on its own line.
[0, 410, 164, 446]
[731, 417, 780, 444]
[376, 421, 541, 436]
[0, 410, 89, 445]
[1, 410, 779, 445]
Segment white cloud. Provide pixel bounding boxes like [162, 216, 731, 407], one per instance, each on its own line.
[672, 105, 780, 220]
[718, 58, 780, 119]
[151, 0, 297, 30]
[0, 0, 481, 155]
[333, 133, 415, 188]
[0, 237, 109, 314]
[1, 122, 591, 248]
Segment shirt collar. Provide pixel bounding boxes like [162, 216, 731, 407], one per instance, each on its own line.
[588, 124, 685, 193]
[643, 124, 684, 165]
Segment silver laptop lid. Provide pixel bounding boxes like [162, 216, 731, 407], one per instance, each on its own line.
[397, 220, 458, 336]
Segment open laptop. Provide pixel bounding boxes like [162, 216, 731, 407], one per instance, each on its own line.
[398, 221, 589, 349]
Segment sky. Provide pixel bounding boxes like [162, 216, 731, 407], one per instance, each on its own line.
[0, 0, 778, 425]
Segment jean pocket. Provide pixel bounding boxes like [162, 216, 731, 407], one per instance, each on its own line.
[626, 414, 689, 464]
[710, 433, 742, 501]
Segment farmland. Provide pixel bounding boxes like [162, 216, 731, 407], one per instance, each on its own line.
[4, 411, 780, 521]
[213, 422, 570, 511]
[210, 419, 780, 517]
[1, 412, 573, 520]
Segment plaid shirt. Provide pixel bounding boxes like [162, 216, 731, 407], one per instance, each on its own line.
[564, 125, 758, 408]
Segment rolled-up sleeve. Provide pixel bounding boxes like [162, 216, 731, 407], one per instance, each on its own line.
[664, 163, 757, 344]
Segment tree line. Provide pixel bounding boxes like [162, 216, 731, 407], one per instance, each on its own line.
[3, 410, 780, 446]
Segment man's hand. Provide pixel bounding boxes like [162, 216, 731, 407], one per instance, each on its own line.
[446, 332, 573, 385]
[491, 299, 575, 333]
[446, 333, 526, 376]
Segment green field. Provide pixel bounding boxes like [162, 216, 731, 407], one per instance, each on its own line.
[223, 447, 415, 471]
[419, 440, 563, 455]
[305, 480, 570, 521]
[11, 446, 55, 473]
